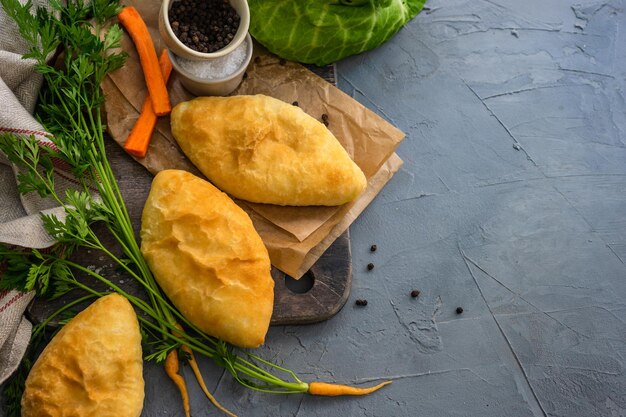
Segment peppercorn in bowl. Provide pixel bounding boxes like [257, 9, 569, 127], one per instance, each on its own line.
[159, 0, 250, 60]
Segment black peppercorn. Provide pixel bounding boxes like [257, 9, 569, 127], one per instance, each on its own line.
[292, 101, 299, 106]
[254, 56, 261, 64]
[168, 0, 240, 53]
[370, 244, 377, 252]
[456, 307, 464, 314]
[279, 58, 287, 65]
[410, 290, 420, 298]
[355, 299, 368, 306]
[367, 263, 374, 271]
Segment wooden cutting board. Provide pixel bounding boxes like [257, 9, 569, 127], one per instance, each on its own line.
[30, 66, 352, 326]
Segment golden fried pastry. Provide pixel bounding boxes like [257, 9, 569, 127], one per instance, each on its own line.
[21, 294, 144, 417]
[140, 169, 274, 348]
[170, 94, 367, 206]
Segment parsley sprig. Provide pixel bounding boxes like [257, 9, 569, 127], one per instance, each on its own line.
[0, 0, 307, 413]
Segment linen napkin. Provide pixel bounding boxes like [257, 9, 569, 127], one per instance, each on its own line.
[0, 0, 71, 384]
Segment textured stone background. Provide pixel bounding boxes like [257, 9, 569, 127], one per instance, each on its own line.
[142, 0, 626, 416]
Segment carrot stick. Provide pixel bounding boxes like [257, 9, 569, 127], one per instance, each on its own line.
[124, 49, 173, 158]
[118, 6, 171, 116]
[164, 349, 191, 417]
[307, 381, 392, 396]
[180, 345, 239, 417]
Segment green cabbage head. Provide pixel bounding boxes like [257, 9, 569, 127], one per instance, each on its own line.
[248, 0, 427, 66]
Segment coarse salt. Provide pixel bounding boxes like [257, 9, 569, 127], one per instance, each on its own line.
[177, 39, 248, 80]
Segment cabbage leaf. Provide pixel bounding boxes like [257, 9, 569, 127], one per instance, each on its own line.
[249, 0, 427, 66]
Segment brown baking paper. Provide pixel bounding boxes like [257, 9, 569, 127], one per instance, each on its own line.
[103, 0, 405, 278]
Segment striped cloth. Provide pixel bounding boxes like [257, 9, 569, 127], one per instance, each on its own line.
[0, 290, 35, 384]
[0, 0, 71, 383]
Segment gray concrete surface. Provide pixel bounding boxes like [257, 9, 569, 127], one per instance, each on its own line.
[335, 1, 626, 415]
[2, 1, 624, 416]
[147, 0, 626, 416]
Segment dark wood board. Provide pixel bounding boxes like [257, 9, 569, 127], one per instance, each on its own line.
[271, 231, 351, 325]
[30, 64, 352, 326]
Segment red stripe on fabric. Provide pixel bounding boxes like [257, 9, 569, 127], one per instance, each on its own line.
[0, 128, 81, 171]
[0, 126, 61, 154]
[0, 290, 9, 299]
[0, 128, 72, 171]
[38, 141, 60, 152]
[53, 167, 99, 193]
[0, 292, 26, 313]
[0, 125, 100, 192]
[51, 156, 72, 172]
[53, 167, 82, 187]
[0, 127, 52, 140]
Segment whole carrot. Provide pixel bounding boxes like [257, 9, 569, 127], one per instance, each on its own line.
[181, 344, 239, 417]
[164, 349, 191, 417]
[124, 49, 173, 158]
[308, 381, 392, 396]
[118, 6, 171, 116]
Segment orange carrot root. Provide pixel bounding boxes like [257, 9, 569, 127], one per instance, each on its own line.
[124, 49, 173, 158]
[164, 349, 191, 417]
[181, 345, 239, 417]
[118, 6, 171, 116]
[307, 381, 392, 396]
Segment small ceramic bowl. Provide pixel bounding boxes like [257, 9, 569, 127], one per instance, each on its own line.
[168, 33, 253, 96]
[159, 0, 250, 61]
